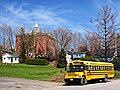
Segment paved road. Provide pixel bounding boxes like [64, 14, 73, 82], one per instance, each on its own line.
[43, 79, 120, 90]
[0, 77, 120, 90]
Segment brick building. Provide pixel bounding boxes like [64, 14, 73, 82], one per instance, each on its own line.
[16, 22, 56, 60]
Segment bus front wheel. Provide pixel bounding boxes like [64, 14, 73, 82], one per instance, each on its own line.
[80, 76, 87, 85]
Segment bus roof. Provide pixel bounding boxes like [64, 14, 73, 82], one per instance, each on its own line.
[70, 60, 113, 66]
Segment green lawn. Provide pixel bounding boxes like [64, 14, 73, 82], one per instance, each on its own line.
[0, 64, 63, 81]
[2, 63, 119, 81]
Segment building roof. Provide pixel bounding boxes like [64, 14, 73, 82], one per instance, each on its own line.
[3, 53, 19, 57]
[34, 21, 39, 28]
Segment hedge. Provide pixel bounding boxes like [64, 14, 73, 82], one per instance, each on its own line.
[26, 59, 49, 65]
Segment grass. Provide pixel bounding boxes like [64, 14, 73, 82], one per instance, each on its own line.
[2, 63, 120, 81]
[0, 64, 64, 81]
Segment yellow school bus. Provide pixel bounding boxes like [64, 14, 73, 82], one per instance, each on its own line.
[64, 60, 115, 85]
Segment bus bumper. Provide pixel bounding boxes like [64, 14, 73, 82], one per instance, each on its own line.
[64, 78, 81, 83]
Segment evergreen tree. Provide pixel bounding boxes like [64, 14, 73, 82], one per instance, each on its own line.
[57, 48, 67, 68]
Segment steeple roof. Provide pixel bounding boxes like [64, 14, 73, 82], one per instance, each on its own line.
[33, 21, 40, 34]
[34, 21, 39, 28]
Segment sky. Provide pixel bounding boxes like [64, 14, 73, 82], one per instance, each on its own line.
[0, 0, 120, 33]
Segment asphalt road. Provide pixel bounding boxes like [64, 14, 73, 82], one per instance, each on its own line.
[43, 79, 120, 90]
[0, 77, 120, 90]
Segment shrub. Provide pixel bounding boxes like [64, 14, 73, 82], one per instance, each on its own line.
[112, 57, 120, 71]
[35, 55, 47, 59]
[0, 59, 2, 63]
[26, 59, 49, 65]
[57, 49, 67, 68]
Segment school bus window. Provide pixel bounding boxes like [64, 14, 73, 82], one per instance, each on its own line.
[94, 66, 95, 70]
[97, 66, 98, 70]
[112, 67, 114, 70]
[110, 66, 111, 70]
[86, 65, 89, 70]
[88, 65, 90, 70]
[94, 66, 96, 70]
[100, 66, 102, 70]
[106, 66, 108, 70]
[100, 66, 101, 70]
[104, 66, 105, 70]
[96, 66, 98, 70]
[96, 66, 97, 70]
[111, 66, 112, 70]
[92, 66, 94, 70]
[99, 66, 100, 70]
[108, 66, 109, 70]
[109, 66, 111, 70]
[97, 66, 99, 70]
[105, 66, 106, 70]
[90, 65, 92, 70]
[102, 66, 104, 70]
[107, 66, 108, 70]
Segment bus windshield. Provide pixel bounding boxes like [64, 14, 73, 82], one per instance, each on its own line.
[67, 65, 84, 72]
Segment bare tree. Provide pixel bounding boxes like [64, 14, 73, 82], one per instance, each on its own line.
[0, 24, 14, 52]
[92, 5, 119, 61]
[54, 27, 73, 52]
[72, 32, 83, 51]
[85, 31, 100, 57]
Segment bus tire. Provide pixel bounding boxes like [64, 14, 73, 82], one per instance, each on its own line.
[65, 81, 70, 85]
[80, 76, 87, 85]
[102, 75, 108, 82]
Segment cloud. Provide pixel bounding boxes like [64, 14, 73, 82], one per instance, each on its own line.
[0, 2, 72, 30]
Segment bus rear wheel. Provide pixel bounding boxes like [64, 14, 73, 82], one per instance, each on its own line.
[80, 76, 87, 85]
[102, 75, 108, 82]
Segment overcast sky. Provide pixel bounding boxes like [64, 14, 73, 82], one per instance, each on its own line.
[0, 0, 120, 33]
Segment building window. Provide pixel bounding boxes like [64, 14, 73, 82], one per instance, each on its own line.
[8, 57, 10, 60]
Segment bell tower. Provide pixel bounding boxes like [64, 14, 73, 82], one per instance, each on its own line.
[34, 21, 40, 34]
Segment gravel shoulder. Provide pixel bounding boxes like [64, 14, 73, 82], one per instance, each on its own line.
[0, 77, 62, 90]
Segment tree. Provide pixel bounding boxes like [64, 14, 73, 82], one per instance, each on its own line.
[53, 28, 73, 65]
[85, 31, 100, 58]
[92, 5, 119, 61]
[25, 31, 35, 57]
[19, 27, 26, 63]
[0, 24, 14, 52]
[57, 48, 67, 68]
[72, 32, 83, 51]
[112, 33, 120, 70]
[54, 27, 73, 52]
